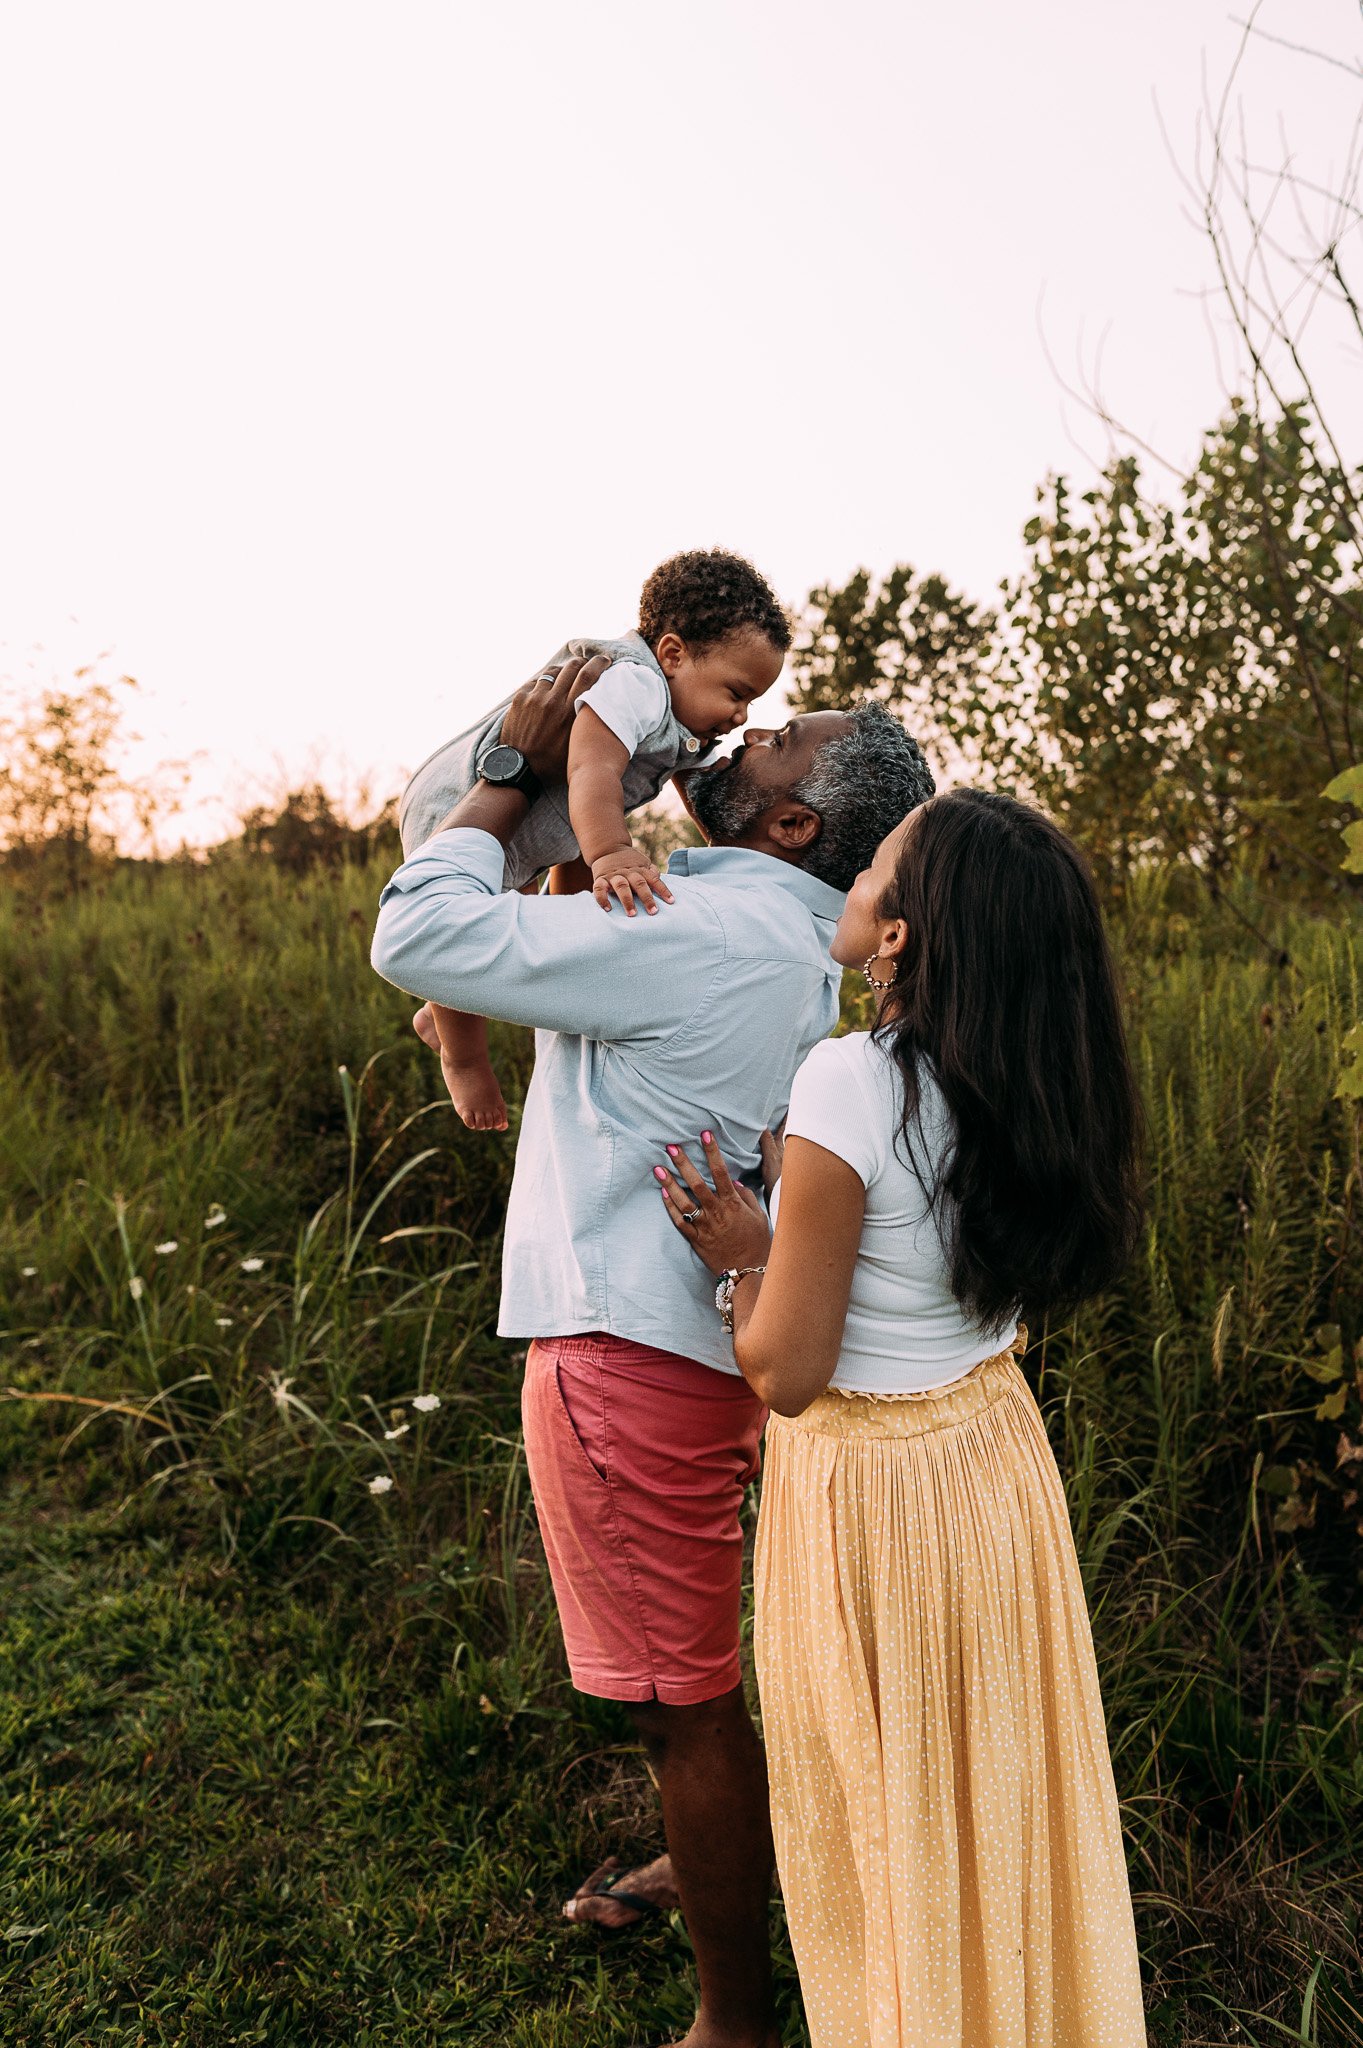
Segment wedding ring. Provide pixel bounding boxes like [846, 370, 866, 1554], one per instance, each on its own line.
[535, 671, 557, 684]
[681, 1207, 703, 1225]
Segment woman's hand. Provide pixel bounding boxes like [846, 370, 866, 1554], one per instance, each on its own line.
[654, 1132, 773, 1278]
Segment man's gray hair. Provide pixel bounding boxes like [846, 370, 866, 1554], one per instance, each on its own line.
[794, 704, 936, 891]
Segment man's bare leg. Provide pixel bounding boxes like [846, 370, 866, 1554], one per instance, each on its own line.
[628, 1685, 781, 2048]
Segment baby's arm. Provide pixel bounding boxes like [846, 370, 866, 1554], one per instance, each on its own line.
[567, 707, 673, 916]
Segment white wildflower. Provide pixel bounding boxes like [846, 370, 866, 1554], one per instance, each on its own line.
[21, 1266, 37, 1278]
[383, 1423, 410, 1441]
[367, 1473, 393, 1495]
[215, 1316, 234, 1328]
[240, 1257, 264, 1273]
[412, 1393, 441, 1414]
[204, 1206, 227, 1230]
[155, 1240, 179, 1256]
[128, 1276, 145, 1301]
[271, 1376, 295, 1408]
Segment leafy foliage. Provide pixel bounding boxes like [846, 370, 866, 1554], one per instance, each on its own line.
[1007, 405, 1363, 896]
[787, 565, 1001, 782]
[227, 782, 400, 872]
[794, 404, 1363, 909]
[0, 670, 187, 882]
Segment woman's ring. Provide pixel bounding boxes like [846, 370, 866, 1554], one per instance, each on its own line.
[681, 1207, 703, 1225]
[535, 671, 557, 684]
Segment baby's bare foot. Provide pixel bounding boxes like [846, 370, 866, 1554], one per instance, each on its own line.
[442, 1055, 509, 1132]
[412, 1003, 441, 1053]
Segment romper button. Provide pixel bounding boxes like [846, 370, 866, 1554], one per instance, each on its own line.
[684, 737, 699, 753]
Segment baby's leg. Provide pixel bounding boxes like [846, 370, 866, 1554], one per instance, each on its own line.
[547, 856, 594, 896]
[427, 1003, 509, 1133]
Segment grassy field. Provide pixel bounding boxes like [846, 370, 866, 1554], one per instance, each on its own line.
[2, 853, 1361, 2046]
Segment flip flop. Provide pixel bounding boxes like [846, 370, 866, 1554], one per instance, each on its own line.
[565, 1859, 665, 1929]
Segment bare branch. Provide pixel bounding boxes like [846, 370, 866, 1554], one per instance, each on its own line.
[1228, 17, 1363, 81]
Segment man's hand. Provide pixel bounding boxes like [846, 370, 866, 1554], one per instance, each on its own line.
[590, 845, 674, 917]
[759, 1120, 786, 1199]
[499, 653, 611, 784]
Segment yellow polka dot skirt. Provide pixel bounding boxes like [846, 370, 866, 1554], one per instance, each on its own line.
[755, 1348, 1146, 2047]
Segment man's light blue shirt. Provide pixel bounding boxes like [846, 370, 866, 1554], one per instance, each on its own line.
[370, 829, 845, 1374]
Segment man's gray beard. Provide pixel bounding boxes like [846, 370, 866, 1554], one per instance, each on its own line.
[685, 758, 768, 843]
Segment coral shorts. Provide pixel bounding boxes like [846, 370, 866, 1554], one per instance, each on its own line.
[521, 1333, 767, 1706]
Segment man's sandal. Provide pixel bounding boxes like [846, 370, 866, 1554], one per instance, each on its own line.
[565, 1859, 666, 1929]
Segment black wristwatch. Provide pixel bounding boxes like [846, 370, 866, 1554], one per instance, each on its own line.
[479, 744, 542, 802]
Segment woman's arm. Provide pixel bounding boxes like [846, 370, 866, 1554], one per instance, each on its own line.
[656, 1132, 865, 1417]
[733, 1139, 865, 1415]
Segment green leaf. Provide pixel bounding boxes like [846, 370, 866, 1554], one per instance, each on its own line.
[1322, 763, 1363, 806]
[1315, 1383, 1349, 1422]
[1341, 820, 1363, 874]
[1337, 1025, 1363, 1103]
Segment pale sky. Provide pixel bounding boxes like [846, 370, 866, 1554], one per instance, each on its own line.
[2, 1, 1361, 844]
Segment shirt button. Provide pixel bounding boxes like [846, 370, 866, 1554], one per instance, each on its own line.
[683, 737, 700, 753]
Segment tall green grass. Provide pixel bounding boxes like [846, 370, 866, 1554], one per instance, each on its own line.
[2, 856, 1361, 2043]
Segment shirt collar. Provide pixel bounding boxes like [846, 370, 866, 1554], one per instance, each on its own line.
[665, 842, 847, 925]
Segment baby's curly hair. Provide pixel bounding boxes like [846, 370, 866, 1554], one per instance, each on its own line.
[638, 549, 791, 657]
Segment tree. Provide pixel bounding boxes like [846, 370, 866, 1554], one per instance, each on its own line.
[0, 670, 186, 886]
[787, 566, 1002, 784]
[1016, 9, 1363, 902]
[1000, 403, 1363, 899]
[792, 20, 1363, 914]
[228, 784, 399, 872]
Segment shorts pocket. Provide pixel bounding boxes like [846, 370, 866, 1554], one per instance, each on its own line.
[547, 1354, 610, 1486]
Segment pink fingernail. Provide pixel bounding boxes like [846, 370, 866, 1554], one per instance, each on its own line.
[654, 1166, 667, 1181]
[666, 1145, 679, 1157]
[702, 1131, 713, 1145]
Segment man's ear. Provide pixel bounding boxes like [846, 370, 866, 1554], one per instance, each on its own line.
[655, 632, 686, 678]
[765, 802, 822, 854]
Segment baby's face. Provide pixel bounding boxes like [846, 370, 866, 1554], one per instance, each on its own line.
[663, 628, 785, 747]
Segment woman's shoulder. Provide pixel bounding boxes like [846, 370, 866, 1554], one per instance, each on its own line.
[800, 1029, 899, 1090]
[792, 1032, 900, 1137]
[796, 1030, 949, 1167]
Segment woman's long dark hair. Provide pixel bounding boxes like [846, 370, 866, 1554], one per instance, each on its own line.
[874, 789, 1144, 1330]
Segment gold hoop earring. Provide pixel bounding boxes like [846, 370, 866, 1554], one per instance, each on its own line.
[862, 953, 898, 991]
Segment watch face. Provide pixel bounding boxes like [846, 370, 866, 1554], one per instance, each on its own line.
[482, 745, 524, 784]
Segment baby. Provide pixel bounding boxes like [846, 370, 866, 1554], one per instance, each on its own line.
[399, 548, 790, 1130]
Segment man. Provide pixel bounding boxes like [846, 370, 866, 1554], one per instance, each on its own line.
[371, 658, 934, 2048]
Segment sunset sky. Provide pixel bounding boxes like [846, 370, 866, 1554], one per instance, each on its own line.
[2, 1, 1360, 843]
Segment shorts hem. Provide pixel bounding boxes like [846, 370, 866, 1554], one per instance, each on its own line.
[570, 1663, 743, 1707]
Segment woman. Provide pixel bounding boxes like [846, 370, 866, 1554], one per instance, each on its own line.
[653, 789, 1147, 2048]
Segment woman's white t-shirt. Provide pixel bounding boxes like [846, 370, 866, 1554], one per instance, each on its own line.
[770, 1030, 1018, 1395]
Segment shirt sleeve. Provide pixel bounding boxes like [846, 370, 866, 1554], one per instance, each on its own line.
[370, 827, 721, 1045]
[784, 1036, 885, 1187]
[575, 662, 671, 754]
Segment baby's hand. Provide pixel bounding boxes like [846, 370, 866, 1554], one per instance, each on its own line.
[590, 847, 675, 918]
